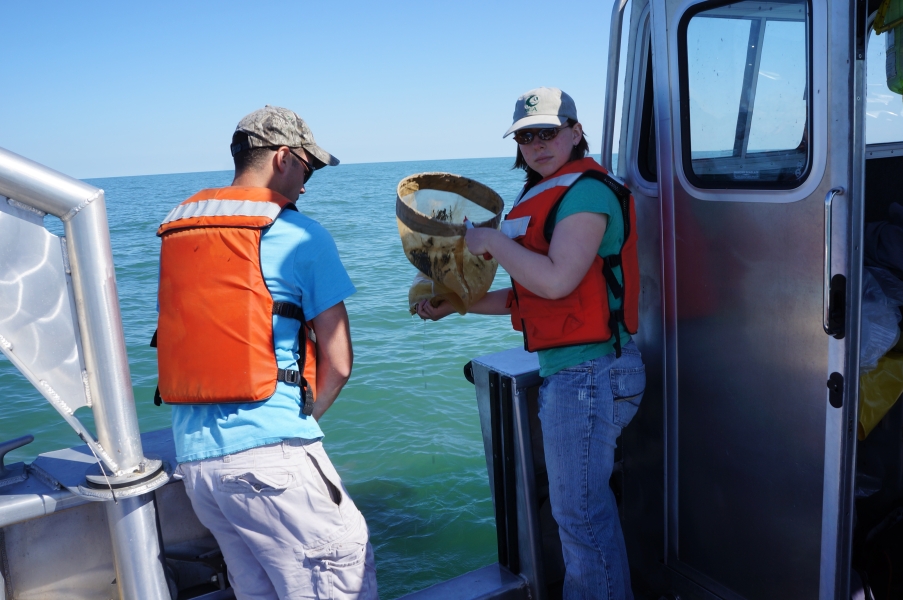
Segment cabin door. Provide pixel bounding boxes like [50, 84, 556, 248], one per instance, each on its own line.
[647, 0, 862, 597]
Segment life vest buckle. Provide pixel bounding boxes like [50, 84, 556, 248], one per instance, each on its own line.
[277, 368, 303, 385]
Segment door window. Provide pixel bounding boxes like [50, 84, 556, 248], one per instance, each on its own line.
[679, 0, 810, 188]
[638, 46, 657, 182]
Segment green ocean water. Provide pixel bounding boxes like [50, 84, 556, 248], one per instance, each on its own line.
[0, 156, 536, 598]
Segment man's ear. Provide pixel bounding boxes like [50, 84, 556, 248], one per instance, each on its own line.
[272, 147, 291, 174]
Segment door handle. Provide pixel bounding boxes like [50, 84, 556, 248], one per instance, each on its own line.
[824, 187, 843, 336]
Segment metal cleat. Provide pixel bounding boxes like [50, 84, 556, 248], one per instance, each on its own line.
[0, 434, 34, 489]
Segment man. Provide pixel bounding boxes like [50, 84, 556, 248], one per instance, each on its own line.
[156, 106, 378, 599]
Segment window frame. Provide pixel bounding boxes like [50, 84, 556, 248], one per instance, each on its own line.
[621, 5, 659, 197]
[677, 0, 814, 191]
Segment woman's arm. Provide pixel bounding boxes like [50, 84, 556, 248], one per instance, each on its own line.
[415, 288, 511, 321]
[467, 288, 512, 315]
[464, 212, 607, 300]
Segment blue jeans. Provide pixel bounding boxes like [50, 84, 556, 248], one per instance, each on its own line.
[538, 341, 645, 600]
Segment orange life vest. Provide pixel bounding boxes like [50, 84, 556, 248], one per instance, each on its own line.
[505, 158, 639, 356]
[155, 186, 317, 414]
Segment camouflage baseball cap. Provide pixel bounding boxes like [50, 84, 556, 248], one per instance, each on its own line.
[232, 105, 339, 169]
[503, 88, 578, 138]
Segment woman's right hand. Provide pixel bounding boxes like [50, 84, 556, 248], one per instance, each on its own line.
[415, 299, 455, 321]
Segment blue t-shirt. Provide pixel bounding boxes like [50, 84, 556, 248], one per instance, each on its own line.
[170, 208, 356, 463]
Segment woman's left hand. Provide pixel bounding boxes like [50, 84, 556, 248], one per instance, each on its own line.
[415, 299, 455, 321]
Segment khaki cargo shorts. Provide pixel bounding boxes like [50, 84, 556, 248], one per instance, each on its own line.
[177, 438, 378, 599]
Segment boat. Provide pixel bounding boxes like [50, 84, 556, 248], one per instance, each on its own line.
[1, 0, 902, 597]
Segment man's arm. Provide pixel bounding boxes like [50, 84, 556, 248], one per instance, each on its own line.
[310, 301, 352, 421]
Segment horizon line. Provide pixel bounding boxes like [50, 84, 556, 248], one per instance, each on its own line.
[78, 152, 605, 182]
[78, 155, 515, 182]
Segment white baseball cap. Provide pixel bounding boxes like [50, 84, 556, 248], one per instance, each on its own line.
[503, 87, 578, 137]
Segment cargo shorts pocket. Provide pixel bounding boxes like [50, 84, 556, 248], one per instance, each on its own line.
[307, 452, 344, 506]
[610, 365, 646, 429]
[299, 537, 372, 600]
[217, 469, 295, 494]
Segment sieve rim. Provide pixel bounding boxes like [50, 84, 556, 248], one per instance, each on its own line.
[395, 172, 504, 237]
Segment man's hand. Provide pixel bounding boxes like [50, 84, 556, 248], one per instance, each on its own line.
[310, 301, 352, 421]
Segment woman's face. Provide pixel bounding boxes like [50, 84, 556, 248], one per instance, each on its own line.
[517, 122, 584, 178]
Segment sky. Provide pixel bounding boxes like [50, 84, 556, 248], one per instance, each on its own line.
[0, 1, 611, 179]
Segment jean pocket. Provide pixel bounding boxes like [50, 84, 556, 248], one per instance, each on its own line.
[216, 468, 294, 494]
[610, 365, 646, 428]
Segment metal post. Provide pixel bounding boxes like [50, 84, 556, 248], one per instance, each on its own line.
[106, 494, 171, 599]
[64, 195, 145, 469]
[0, 147, 170, 599]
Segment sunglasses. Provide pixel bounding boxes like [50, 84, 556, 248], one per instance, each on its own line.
[288, 148, 315, 184]
[513, 124, 571, 145]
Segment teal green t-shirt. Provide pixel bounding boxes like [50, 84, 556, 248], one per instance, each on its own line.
[536, 177, 631, 377]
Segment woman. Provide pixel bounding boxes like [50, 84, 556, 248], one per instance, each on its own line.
[417, 87, 645, 600]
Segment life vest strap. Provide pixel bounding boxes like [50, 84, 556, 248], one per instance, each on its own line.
[152, 331, 162, 405]
[277, 369, 316, 416]
[273, 302, 317, 414]
[602, 254, 624, 300]
[273, 301, 315, 341]
[277, 368, 303, 385]
[272, 301, 305, 321]
[608, 309, 624, 359]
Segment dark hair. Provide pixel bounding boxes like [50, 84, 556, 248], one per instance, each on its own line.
[231, 132, 275, 174]
[512, 119, 589, 189]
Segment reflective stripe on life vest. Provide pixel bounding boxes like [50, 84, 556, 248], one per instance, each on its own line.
[157, 187, 293, 235]
[161, 199, 284, 225]
[512, 172, 584, 208]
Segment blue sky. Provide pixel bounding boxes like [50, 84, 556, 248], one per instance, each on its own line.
[0, 1, 610, 179]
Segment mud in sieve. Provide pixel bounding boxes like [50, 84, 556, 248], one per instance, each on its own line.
[396, 172, 504, 314]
